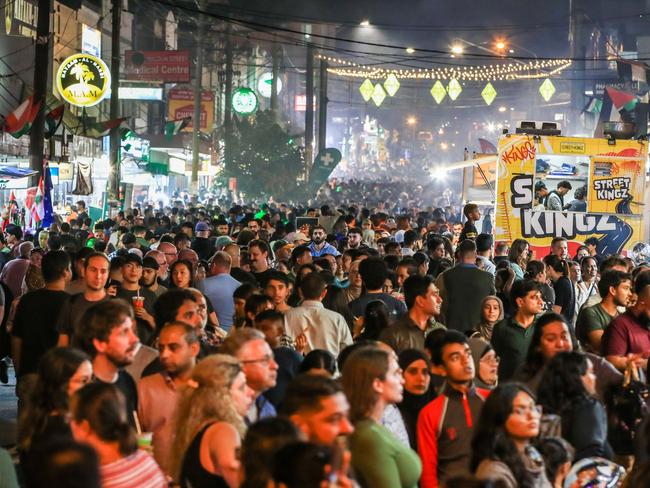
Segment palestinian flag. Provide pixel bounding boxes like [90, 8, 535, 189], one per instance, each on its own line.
[165, 117, 191, 140]
[583, 98, 602, 114]
[2, 96, 41, 138]
[595, 87, 637, 137]
[44, 103, 64, 139]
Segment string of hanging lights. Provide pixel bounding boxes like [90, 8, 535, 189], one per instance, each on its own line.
[317, 54, 572, 82]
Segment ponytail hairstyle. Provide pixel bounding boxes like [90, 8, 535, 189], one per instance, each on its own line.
[524, 260, 545, 281]
[70, 383, 137, 456]
[543, 254, 569, 278]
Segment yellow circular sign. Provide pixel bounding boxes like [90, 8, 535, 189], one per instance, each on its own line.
[56, 53, 111, 107]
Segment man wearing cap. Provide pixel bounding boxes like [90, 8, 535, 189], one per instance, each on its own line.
[145, 249, 170, 283]
[141, 256, 168, 298]
[116, 254, 157, 345]
[198, 251, 240, 332]
[191, 221, 215, 261]
[290, 232, 310, 246]
[272, 240, 293, 263]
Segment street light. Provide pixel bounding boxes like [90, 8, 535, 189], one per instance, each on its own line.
[360, 20, 370, 26]
[407, 116, 417, 125]
[451, 44, 464, 55]
[406, 47, 415, 54]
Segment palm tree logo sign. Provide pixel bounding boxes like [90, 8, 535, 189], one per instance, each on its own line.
[56, 54, 111, 107]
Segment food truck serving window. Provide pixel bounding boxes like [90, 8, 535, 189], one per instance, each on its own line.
[532, 154, 590, 213]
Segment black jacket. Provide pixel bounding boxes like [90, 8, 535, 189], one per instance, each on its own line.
[561, 396, 613, 462]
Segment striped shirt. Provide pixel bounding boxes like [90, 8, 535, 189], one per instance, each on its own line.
[101, 449, 167, 488]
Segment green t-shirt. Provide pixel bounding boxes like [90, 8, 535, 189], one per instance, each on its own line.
[576, 303, 616, 351]
[491, 316, 537, 381]
[350, 419, 422, 488]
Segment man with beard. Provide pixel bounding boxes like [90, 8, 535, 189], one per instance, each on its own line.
[137, 322, 199, 474]
[280, 374, 354, 447]
[308, 225, 340, 258]
[140, 256, 167, 297]
[145, 249, 170, 284]
[74, 299, 140, 423]
[57, 252, 110, 346]
[576, 270, 632, 354]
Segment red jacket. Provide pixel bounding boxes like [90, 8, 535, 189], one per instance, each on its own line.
[417, 383, 490, 488]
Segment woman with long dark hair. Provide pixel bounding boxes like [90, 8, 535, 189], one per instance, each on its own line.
[542, 255, 575, 325]
[70, 382, 166, 487]
[536, 351, 612, 462]
[514, 313, 573, 393]
[355, 300, 391, 341]
[472, 383, 551, 488]
[19, 347, 92, 457]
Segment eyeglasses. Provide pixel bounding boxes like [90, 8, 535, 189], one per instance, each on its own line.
[511, 404, 543, 417]
[241, 354, 274, 365]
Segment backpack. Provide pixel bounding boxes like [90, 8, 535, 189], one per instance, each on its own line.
[606, 365, 649, 455]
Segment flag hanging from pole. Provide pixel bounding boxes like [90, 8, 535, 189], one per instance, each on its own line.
[44, 103, 64, 139]
[2, 96, 42, 138]
[42, 162, 54, 228]
[164, 117, 191, 140]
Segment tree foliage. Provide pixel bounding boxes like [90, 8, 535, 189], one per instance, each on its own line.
[224, 110, 307, 199]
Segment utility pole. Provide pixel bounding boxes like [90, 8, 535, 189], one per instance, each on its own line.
[191, 8, 204, 193]
[29, 0, 52, 183]
[305, 43, 314, 175]
[317, 58, 328, 153]
[108, 0, 122, 201]
[223, 23, 233, 173]
[270, 42, 280, 116]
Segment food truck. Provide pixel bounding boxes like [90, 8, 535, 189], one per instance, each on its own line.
[493, 133, 647, 257]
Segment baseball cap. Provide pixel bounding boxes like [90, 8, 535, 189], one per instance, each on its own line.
[272, 239, 293, 253]
[142, 256, 160, 270]
[535, 180, 547, 191]
[292, 232, 309, 244]
[195, 221, 210, 232]
[215, 235, 233, 250]
[122, 253, 143, 266]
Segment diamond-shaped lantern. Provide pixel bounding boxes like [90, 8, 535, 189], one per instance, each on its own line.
[481, 82, 497, 105]
[447, 79, 462, 101]
[359, 79, 374, 102]
[371, 84, 386, 107]
[430, 80, 446, 104]
[383, 73, 400, 97]
[539, 78, 556, 102]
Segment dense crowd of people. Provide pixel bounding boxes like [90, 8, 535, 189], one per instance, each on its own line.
[0, 197, 649, 488]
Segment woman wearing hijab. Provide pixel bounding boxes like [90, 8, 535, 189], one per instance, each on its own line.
[397, 349, 436, 449]
[470, 295, 504, 341]
[468, 337, 499, 390]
